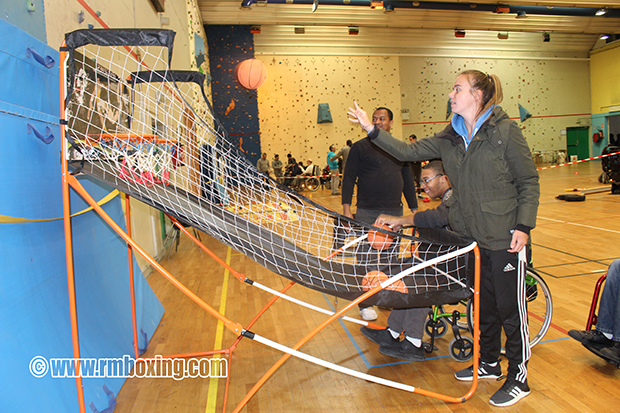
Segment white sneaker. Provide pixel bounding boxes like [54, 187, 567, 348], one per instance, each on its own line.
[359, 307, 378, 321]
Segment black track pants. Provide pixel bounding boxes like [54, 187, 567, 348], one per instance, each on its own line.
[478, 247, 530, 383]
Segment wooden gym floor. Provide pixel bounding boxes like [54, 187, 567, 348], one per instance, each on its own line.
[114, 159, 620, 413]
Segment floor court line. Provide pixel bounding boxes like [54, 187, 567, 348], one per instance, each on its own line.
[321, 294, 571, 369]
[537, 216, 620, 235]
[205, 246, 232, 413]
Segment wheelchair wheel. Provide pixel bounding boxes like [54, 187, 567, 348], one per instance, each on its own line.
[466, 267, 553, 349]
[599, 172, 610, 184]
[424, 317, 448, 338]
[525, 268, 553, 348]
[305, 177, 320, 192]
[449, 337, 474, 362]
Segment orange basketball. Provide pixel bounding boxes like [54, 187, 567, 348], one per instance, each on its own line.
[361, 271, 408, 294]
[367, 224, 394, 251]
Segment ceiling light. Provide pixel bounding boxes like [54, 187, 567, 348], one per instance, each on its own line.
[542, 32, 550, 42]
[312, 0, 318, 13]
[240, 0, 252, 9]
[600, 34, 609, 40]
[455, 29, 466, 38]
[516, 10, 527, 19]
[595, 8, 608, 16]
[498, 32, 509, 40]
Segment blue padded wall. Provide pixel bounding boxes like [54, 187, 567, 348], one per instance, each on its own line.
[0, 19, 164, 413]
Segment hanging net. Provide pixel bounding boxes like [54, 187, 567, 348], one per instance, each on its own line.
[62, 29, 475, 309]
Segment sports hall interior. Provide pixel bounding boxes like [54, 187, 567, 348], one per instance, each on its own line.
[2, 1, 620, 412]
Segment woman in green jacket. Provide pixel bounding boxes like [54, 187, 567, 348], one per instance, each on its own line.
[348, 70, 540, 407]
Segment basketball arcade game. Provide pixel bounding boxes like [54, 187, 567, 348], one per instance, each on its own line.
[58, 29, 481, 412]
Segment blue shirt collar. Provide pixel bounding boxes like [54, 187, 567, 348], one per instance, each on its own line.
[451, 105, 495, 149]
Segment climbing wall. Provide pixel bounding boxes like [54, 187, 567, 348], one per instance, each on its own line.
[398, 57, 591, 152]
[255, 55, 402, 166]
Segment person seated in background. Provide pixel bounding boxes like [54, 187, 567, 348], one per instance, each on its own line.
[284, 161, 303, 188]
[302, 158, 315, 176]
[569, 259, 620, 366]
[359, 160, 451, 362]
[292, 160, 315, 189]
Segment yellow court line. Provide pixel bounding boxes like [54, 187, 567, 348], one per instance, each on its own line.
[205, 246, 232, 413]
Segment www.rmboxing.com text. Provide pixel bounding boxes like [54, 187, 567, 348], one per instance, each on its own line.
[29, 355, 227, 380]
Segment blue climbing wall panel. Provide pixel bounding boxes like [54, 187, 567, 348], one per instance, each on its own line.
[0, 19, 164, 413]
[206, 25, 262, 165]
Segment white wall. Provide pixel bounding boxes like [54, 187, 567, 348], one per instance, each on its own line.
[256, 55, 403, 167]
[398, 57, 591, 152]
[255, 53, 590, 158]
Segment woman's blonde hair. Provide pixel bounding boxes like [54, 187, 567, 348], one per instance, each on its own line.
[460, 70, 503, 119]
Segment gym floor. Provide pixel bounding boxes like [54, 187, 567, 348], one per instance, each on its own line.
[115, 159, 620, 413]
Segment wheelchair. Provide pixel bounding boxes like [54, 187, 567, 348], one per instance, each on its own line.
[294, 165, 322, 192]
[424, 266, 553, 361]
[583, 272, 620, 368]
[586, 273, 607, 331]
[599, 145, 620, 194]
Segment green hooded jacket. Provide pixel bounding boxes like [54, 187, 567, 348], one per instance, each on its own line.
[369, 106, 539, 251]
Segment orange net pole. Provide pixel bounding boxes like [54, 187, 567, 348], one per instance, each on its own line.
[232, 246, 482, 411]
[124, 195, 140, 360]
[59, 43, 87, 413]
[64, 174, 244, 337]
[168, 216, 247, 283]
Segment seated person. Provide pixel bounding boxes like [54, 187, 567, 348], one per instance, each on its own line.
[284, 161, 303, 187]
[302, 158, 315, 175]
[569, 259, 620, 366]
[359, 160, 452, 361]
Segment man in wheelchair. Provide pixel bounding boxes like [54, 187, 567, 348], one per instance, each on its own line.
[291, 159, 319, 191]
[360, 160, 452, 361]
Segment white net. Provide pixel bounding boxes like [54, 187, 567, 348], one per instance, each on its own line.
[62, 29, 475, 309]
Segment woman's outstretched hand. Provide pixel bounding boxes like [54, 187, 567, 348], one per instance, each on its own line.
[348, 101, 374, 133]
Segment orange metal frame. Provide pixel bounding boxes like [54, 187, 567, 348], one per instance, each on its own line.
[59, 44, 481, 413]
[586, 273, 607, 330]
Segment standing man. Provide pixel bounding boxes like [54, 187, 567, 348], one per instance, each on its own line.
[334, 139, 353, 175]
[272, 154, 283, 183]
[409, 134, 423, 199]
[327, 144, 341, 195]
[257, 153, 271, 177]
[342, 107, 418, 321]
[363, 160, 452, 361]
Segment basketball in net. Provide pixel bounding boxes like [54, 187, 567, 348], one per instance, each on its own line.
[367, 224, 394, 251]
[361, 271, 408, 293]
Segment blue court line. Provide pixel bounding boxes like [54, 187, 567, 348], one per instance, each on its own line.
[321, 293, 450, 369]
[320, 293, 570, 369]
